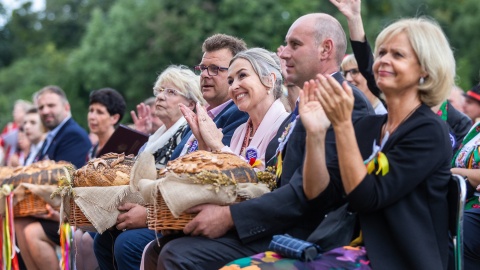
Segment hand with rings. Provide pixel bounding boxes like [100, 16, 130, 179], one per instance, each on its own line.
[179, 103, 224, 151]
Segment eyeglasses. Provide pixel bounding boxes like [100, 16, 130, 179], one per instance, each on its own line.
[194, 65, 228, 76]
[153, 87, 184, 98]
[342, 68, 360, 78]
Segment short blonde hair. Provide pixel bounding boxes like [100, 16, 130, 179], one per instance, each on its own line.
[374, 17, 455, 107]
[153, 65, 206, 106]
[340, 54, 358, 71]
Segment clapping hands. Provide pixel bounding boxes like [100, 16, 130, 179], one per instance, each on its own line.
[299, 74, 354, 132]
[179, 103, 224, 151]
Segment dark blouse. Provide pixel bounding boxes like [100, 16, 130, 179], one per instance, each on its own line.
[152, 124, 186, 168]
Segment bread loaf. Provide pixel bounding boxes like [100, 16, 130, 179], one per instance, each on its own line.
[2, 160, 73, 187]
[73, 153, 135, 187]
[160, 150, 257, 184]
[0, 166, 15, 183]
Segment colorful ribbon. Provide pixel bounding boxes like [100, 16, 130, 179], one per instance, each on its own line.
[60, 223, 74, 270]
[1, 184, 19, 270]
[364, 134, 390, 176]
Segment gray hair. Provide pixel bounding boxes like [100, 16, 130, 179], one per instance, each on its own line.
[230, 48, 284, 99]
[153, 65, 206, 106]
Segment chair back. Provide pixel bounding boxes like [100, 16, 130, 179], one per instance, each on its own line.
[448, 174, 467, 270]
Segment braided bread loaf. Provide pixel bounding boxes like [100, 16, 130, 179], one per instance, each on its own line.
[160, 150, 257, 184]
[73, 153, 135, 187]
[1, 160, 73, 187]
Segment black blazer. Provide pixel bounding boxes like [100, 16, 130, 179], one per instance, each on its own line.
[230, 72, 374, 243]
[38, 118, 91, 169]
[328, 104, 451, 269]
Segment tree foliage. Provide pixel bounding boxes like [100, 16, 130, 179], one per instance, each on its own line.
[0, 0, 479, 129]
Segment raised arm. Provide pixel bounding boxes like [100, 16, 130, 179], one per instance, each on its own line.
[329, 0, 365, 41]
[299, 80, 331, 199]
[315, 74, 367, 194]
[331, 0, 381, 98]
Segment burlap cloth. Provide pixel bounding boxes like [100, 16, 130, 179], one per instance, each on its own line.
[58, 184, 145, 233]
[132, 152, 270, 218]
[0, 183, 60, 215]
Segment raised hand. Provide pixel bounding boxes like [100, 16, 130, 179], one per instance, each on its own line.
[130, 102, 152, 134]
[299, 80, 330, 134]
[179, 103, 201, 138]
[329, 0, 365, 41]
[329, 0, 361, 19]
[314, 74, 354, 128]
[195, 104, 224, 151]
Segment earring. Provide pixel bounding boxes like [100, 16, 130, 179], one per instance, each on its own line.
[419, 77, 425, 85]
[267, 90, 271, 95]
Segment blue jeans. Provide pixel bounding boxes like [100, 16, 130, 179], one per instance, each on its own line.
[94, 228, 158, 270]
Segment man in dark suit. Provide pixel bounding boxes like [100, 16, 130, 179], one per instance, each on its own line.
[147, 13, 374, 269]
[15, 85, 91, 270]
[170, 33, 249, 160]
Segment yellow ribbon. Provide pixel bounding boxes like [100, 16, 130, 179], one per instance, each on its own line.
[251, 159, 262, 168]
[275, 153, 283, 179]
[376, 152, 389, 176]
[365, 152, 389, 176]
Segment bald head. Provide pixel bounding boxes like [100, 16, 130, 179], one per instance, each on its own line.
[280, 13, 347, 87]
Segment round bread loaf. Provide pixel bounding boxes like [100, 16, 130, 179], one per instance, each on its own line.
[2, 160, 73, 187]
[73, 153, 135, 187]
[159, 150, 257, 184]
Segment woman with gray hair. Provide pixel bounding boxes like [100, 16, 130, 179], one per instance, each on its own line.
[181, 48, 289, 170]
[141, 64, 206, 168]
[93, 64, 206, 270]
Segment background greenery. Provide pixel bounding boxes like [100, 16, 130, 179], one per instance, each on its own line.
[0, 0, 479, 129]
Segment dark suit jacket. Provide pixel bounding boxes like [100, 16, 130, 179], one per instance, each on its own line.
[38, 118, 91, 169]
[231, 72, 374, 244]
[170, 101, 248, 160]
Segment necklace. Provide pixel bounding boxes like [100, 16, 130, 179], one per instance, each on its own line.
[382, 103, 421, 137]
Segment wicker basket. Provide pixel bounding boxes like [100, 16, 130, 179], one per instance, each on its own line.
[146, 194, 196, 231]
[146, 191, 246, 231]
[68, 198, 96, 232]
[13, 190, 49, 217]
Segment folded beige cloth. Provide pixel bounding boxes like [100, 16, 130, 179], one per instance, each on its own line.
[132, 151, 270, 218]
[60, 185, 145, 233]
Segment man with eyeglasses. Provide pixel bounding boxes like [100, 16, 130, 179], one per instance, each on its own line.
[169, 33, 249, 160]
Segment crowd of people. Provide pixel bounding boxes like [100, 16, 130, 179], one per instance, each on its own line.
[1, 0, 480, 269]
